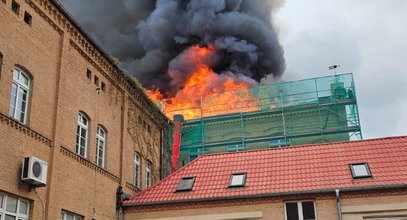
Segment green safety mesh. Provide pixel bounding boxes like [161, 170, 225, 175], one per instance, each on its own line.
[162, 73, 362, 167]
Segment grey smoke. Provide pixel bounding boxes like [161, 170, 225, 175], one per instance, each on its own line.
[61, 0, 286, 97]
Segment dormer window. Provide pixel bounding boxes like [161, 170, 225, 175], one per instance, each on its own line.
[176, 177, 195, 192]
[350, 163, 372, 179]
[229, 173, 246, 187]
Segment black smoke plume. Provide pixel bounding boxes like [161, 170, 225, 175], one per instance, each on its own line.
[61, 0, 285, 97]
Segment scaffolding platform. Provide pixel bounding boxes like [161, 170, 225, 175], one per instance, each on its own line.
[162, 73, 362, 167]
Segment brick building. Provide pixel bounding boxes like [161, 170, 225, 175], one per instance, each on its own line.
[124, 136, 407, 220]
[0, 0, 170, 219]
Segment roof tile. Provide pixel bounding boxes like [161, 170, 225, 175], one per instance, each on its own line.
[125, 136, 407, 205]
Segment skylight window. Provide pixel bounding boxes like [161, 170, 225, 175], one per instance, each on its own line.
[176, 177, 195, 192]
[229, 173, 247, 187]
[350, 163, 372, 178]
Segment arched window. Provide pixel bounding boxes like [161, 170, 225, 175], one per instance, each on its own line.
[146, 161, 152, 188]
[9, 67, 30, 123]
[134, 152, 141, 188]
[76, 113, 89, 158]
[95, 126, 106, 167]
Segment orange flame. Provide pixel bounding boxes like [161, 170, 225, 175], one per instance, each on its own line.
[147, 45, 260, 120]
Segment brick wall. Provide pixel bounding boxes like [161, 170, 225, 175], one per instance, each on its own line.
[124, 191, 407, 220]
[0, 0, 169, 219]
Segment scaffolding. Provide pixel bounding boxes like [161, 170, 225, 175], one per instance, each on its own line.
[162, 73, 362, 167]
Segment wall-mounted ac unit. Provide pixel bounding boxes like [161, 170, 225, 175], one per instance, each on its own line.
[21, 156, 48, 187]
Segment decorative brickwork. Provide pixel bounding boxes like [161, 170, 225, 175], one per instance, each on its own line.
[26, 0, 168, 127]
[25, 0, 63, 34]
[60, 145, 120, 183]
[125, 182, 140, 193]
[0, 112, 52, 147]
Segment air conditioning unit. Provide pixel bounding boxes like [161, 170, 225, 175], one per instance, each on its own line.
[21, 156, 48, 187]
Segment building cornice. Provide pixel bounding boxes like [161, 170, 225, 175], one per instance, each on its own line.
[26, 0, 170, 126]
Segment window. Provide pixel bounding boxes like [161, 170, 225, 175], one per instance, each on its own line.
[23, 11, 32, 26]
[268, 139, 291, 148]
[95, 126, 106, 167]
[61, 211, 82, 220]
[134, 153, 141, 188]
[9, 67, 30, 123]
[350, 163, 372, 178]
[86, 69, 91, 79]
[0, 192, 30, 220]
[176, 177, 195, 192]
[285, 201, 316, 220]
[11, 1, 19, 15]
[94, 75, 99, 86]
[226, 144, 247, 152]
[76, 113, 89, 158]
[101, 82, 106, 91]
[146, 161, 152, 188]
[0, 53, 3, 78]
[229, 173, 247, 187]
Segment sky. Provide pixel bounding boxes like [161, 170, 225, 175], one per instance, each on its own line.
[275, 0, 407, 139]
[60, 0, 407, 139]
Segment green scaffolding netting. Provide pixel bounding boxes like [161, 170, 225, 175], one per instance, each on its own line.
[161, 73, 362, 167]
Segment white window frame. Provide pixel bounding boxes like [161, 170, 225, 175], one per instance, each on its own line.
[95, 126, 106, 167]
[268, 139, 291, 148]
[9, 67, 30, 124]
[229, 173, 247, 187]
[61, 210, 82, 220]
[226, 144, 247, 152]
[134, 153, 141, 188]
[0, 192, 30, 220]
[284, 200, 317, 220]
[76, 113, 89, 158]
[146, 161, 152, 188]
[350, 163, 372, 178]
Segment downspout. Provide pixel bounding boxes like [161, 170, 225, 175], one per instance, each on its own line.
[335, 189, 343, 220]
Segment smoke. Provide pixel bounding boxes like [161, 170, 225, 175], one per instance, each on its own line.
[61, 0, 286, 96]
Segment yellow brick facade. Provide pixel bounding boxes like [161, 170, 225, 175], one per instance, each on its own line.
[124, 191, 407, 220]
[0, 0, 169, 219]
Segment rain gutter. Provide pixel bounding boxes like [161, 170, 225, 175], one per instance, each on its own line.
[122, 184, 407, 207]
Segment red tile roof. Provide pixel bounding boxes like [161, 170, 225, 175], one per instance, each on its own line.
[124, 136, 407, 205]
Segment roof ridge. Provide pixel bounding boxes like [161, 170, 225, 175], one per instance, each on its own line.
[198, 135, 407, 158]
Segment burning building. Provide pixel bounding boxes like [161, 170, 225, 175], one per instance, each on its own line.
[153, 73, 362, 169]
[60, 1, 361, 171]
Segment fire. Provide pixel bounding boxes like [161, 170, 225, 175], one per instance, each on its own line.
[147, 45, 260, 120]
[145, 88, 163, 101]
